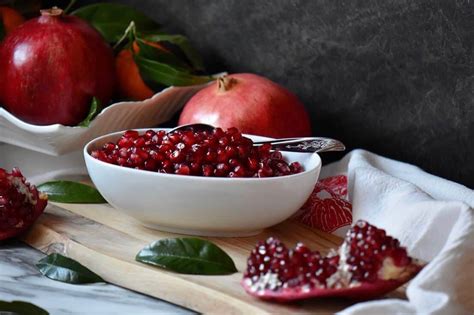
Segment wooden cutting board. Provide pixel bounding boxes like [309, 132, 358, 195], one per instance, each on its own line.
[21, 199, 407, 314]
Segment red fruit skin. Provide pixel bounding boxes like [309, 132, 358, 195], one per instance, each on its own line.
[0, 12, 115, 126]
[178, 73, 312, 138]
[241, 267, 423, 302]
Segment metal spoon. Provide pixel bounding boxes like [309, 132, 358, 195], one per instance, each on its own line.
[168, 123, 345, 153]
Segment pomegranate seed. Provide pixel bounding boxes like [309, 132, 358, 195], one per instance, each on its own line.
[103, 142, 116, 152]
[218, 137, 229, 146]
[175, 164, 191, 175]
[170, 150, 185, 163]
[214, 163, 230, 177]
[118, 137, 133, 148]
[202, 164, 214, 177]
[124, 130, 139, 139]
[144, 130, 156, 139]
[168, 133, 181, 144]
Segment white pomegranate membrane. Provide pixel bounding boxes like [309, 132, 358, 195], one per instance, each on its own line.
[243, 220, 423, 301]
[91, 127, 303, 177]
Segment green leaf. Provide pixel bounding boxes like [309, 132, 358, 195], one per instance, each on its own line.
[37, 181, 106, 203]
[72, 3, 160, 43]
[134, 55, 213, 87]
[135, 38, 191, 72]
[144, 34, 205, 71]
[0, 300, 48, 315]
[36, 253, 105, 284]
[136, 238, 237, 275]
[78, 97, 101, 127]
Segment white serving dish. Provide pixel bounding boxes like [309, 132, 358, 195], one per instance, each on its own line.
[0, 84, 208, 156]
[84, 129, 321, 237]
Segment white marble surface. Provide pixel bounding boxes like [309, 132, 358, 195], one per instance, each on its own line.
[0, 241, 194, 315]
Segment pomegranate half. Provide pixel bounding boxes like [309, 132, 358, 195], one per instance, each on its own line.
[0, 168, 47, 241]
[0, 7, 115, 126]
[242, 220, 423, 301]
[178, 74, 312, 138]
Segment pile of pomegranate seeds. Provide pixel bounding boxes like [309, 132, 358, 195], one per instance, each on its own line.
[245, 238, 339, 291]
[91, 127, 303, 178]
[243, 220, 422, 300]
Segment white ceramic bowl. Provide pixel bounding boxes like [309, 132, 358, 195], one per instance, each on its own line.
[84, 129, 321, 237]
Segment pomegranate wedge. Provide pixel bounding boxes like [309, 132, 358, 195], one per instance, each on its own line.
[0, 168, 47, 241]
[242, 220, 423, 301]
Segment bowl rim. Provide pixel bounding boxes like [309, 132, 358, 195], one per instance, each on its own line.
[84, 128, 321, 182]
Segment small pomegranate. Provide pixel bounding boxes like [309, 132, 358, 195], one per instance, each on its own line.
[242, 220, 423, 301]
[178, 74, 312, 138]
[0, 168, 47, 241]
[0, 7, 115, 126]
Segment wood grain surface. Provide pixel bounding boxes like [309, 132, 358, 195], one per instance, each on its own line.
[22, 201, 406, 314]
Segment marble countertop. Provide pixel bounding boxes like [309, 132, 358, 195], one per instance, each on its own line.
[0, 241, 194, 315]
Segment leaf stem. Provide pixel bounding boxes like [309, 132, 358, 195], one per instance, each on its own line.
[64, 0, 77, 14]
[113, 21, 137, 51]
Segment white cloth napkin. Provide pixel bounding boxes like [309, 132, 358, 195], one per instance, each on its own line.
[318, 149, 474, 314]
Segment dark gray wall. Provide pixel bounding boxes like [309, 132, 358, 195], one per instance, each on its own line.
[85, 0, 474, 187]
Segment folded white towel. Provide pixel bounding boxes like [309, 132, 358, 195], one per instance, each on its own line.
[313, 149, 474, 314]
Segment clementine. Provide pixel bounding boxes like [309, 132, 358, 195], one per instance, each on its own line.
[115, 41, 168, 101]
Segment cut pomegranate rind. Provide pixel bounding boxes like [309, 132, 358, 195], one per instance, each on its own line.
[295, 175, 352, 233]
[242, 266, 422, 302]
[241, 220, 424, 302]
[0, 168, 47, 241]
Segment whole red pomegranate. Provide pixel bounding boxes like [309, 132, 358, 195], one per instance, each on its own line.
[0, 168, 47, 241]
[0, 7, 115, 126]
[178, 74, 312, 138]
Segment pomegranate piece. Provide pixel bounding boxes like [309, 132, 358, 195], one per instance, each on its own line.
[0, 168, 47, 241]
[242, 220, 423, 302]
[91, 127, 304, 178]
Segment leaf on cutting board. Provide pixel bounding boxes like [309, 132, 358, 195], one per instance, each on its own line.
[72, 3, 160, 43]
[143, 34, 205, 71]
[78, 97, 101, 128]
[134, 54, 213, 87]
[0, 300, 49, 315]
[37, 181, 106, 203]
[36, 253, 105, 284]
[136, 238, 238, 275]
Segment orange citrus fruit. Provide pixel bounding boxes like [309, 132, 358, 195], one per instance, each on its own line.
[0, 6, 25, 34]
[115, 41, 168, 101]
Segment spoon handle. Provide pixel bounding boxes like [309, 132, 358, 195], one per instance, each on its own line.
[253, 137, 346, 153]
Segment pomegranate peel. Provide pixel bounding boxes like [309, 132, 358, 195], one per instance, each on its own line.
[242, 220, 424, 302]
[0, 168, 47, 241]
